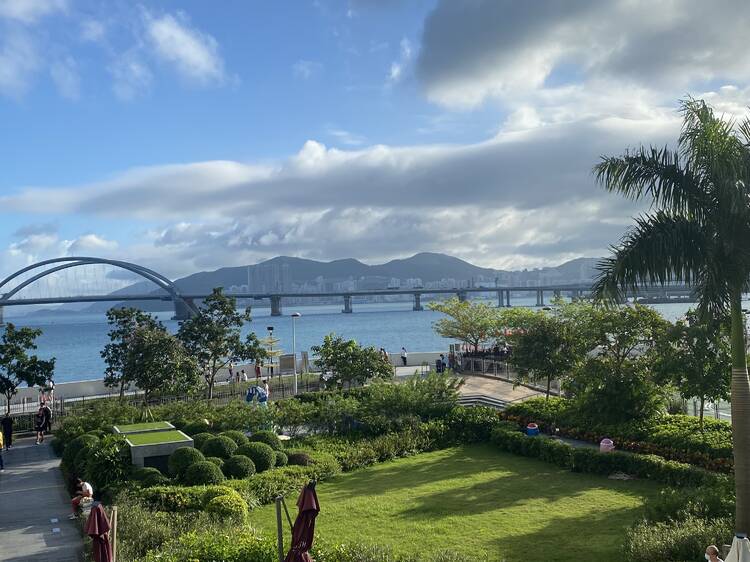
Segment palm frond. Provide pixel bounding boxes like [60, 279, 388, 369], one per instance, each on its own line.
[592, 211, 707, 303]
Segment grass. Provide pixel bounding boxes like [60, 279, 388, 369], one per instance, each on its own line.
[126, 430, 189, 445]
[116, 421, 173, 433]
[250, 445, 661, 562]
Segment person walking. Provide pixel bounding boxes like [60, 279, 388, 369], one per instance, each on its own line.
[254, 362, 261, 383]
[400, 347, 408, 367]
[228, 362, 234, 382]
[42, 401, 52, 435]
[439, 353, 446, 373]
[241, 369, 248, 382]
[0, 430, 5, 471]
[34, 406, 45, 444]
[1, 414, 12, 450]
[263, 379, 270, 404]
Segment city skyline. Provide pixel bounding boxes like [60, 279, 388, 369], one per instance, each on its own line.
[3, 1, 750, 280]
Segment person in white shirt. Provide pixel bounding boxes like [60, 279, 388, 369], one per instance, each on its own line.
[705, 545, 724, 562]
[70, 478, 93, 518]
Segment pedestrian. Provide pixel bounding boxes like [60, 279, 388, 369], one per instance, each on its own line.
[228, 362, 234, 381]
[254, 362, 261, 382]
[0, 430, 5, 472]
[241, 369, 248, 382]
[440, 353, 446, 373]
[34, 406, 45, 444]
[263, 379, 270, 403]
[705, 545, 724, 562]
[1, 414, 12, 450]
[70, 477, 94, 519]
[400, 347, 408, 367]
[235, 369, 241, 384]
[42, 401, 52, 434]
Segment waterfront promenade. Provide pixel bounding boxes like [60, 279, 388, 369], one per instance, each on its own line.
[0, 438, 82, 561]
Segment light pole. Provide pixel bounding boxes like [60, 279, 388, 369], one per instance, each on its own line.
[291, 312, 301, 394]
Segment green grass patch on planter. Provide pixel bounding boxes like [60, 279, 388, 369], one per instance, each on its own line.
[115, 421, 173, 433]
[250, 444, 661, 562]
[127, 430, 190, 446]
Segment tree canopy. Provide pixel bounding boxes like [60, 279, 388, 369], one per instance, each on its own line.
[0, 323, 55, 414]
[428, 298, 501, 351]
[312, 333, 394, 390]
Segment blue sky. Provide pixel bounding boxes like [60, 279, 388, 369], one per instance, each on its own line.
[2, 0, 750, 283]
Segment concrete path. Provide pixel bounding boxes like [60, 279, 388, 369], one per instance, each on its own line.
[0, 438, 82, 562]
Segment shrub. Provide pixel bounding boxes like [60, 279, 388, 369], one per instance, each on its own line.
[247, 430, 282, 451]
[223, 455, 256, 479]
[286, 451, 313, 467]
[205, 493, 249, 522]
[644, 479, 735, 523]
[192, 432, 214, 451]
[142, 531, 275, 562]
[84, 435, 131, 493]
[62, 434, 99, 470]
[73, 447, 91, 476]
[132, 467, 163, 482]
[274, 451, 288, 467]
[206, 457, 225, 470]
[183, 461, 226, 486]
[138, 485, 232, 512]
[623, 516, 733, 562]
[142, 472, 171, 487]
[168, 447, 205, 478]
[237, 442, 276, 472]
[201, 436, 238, 460]
[221, 430, 250, 447]
[182, 420, 212, 436]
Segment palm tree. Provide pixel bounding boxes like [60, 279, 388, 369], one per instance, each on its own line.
[593, 98, 750, 535]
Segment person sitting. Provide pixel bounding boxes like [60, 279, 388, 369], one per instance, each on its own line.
[70, 478, 93, 519]
[705, 544, 724, 562]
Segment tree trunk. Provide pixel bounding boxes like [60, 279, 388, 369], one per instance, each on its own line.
[730, 289, 750, 535]
[699, 396, 705, 430]
[119, 379, 125, 402]
[546, 376, 551, 400]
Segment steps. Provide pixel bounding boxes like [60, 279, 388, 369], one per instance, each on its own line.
[457, 393, 508, 410]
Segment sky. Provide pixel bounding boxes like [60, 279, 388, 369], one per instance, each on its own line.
[2, 0, 750, 282]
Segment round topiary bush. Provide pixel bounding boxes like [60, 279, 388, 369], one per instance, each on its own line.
[142, 472, 171, 487]
[201, 486, 238, 505]
[274, 451, 288, 467]
[220, 430, 250, 447]
[222, 455, 256, 479]
[286, 451, 313, 466]
[206, 456, 225, 470]
[236, 442, 276, 473]
[182, 420, 211, 436]
[205, 493, 248, 521]
[168, 446, 205, 478]
[132, 466, 162, 482]
[183, 461, 226, 486]
[247, 430, 282, 451]
[201, 436, 238, 459]
[62, 434, 100, 471]
[192, 432, 214, 451]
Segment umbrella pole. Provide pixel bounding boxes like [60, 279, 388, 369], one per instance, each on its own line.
[111, 505, 118, 562]
[275, 497, 284, 562]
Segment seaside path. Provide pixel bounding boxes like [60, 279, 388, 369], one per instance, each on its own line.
[0, 437, 82, 562]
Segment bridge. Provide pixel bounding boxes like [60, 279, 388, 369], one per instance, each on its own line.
[0, 256, 698, 323]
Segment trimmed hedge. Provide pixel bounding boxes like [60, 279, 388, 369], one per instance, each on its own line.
[221, 430, 250, 448]
[62, 434, 99, 470]
[247, 430, 282, 451]
[168, 447, 205, 478]
[201, 436, 238, 460]
[205, 493, 249, 522]
[237, 442, 276, 473]
[490, 428, 723, 488]
[286, 451, 313, 467]
[222, 455, 256, 479]
[183, 461, 226, 486]
[274, 451, 288, 467]
[182, 420, 212, 436]
[192, 432, 215, 451]
[623, 515, 733, 562]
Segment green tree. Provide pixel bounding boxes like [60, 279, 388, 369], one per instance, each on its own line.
[654, 311, 731, 427]
[101, 307, 163, 400]
[429, 298, 501, 352]
[499, 307, 582, 399]
[177, 288, 266, 398]
[124, 326, 200, 417]
[593, 98, 750, 532]
[568, 304, 670, 425]
[311, 333, 394, 390]
[0, 323, 55, 415]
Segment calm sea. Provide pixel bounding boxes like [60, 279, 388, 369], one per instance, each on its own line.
[2, 299, 718, 383]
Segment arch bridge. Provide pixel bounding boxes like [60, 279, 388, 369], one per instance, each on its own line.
[0, 257, 199, 324]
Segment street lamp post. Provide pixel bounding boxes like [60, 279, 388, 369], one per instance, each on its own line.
[291, 312, 301, 394]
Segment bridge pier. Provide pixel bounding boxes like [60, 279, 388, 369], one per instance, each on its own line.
[506, 290, 511, 307]
[457, 290, 468, 303]
[413, 293, 423, 311]
[270, 295, 282, 316]
[553, 289, 561, 301]
[342, 295, 353, 313]
[0, 305, 4, 326]
[173, 297, 197, 321]
[536, 289, 545, 307]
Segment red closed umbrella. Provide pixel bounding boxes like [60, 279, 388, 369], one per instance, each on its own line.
[84, 504, 113, 562]
[284, 483, 320, 562]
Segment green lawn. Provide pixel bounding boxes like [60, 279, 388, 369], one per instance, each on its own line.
[115, 421, 172, 433]
[126, 430, 189, 445]
[250, 445, 661, 562]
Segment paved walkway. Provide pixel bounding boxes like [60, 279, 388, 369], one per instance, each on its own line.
[0, 438, 82, 562]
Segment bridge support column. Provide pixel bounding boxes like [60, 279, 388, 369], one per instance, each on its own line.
[0, 305, 4, 326]
[270, 295, 282, 316]
[457, 290, 468, 302]
[413, 293, 423, 311]
[342, 295, 353, 313]
[496, 290, 503, 308]
[553, 289, 561, 301]
[506, 290, 511, 307]
[536, 289, 545, 307]
[173, 297, 197, 321]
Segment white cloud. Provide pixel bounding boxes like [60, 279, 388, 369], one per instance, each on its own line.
[387, 38, 412, 84]
[144, 10, 225, 84]
[292, 60, 322, 79]
[0, 30, 38, 98]
[326, 127, 366, 146]
[109, 51, 152, 101]
[49, 55, 80, 100]
[0, 0, 66, 23]
[80, 19, 105, 43]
